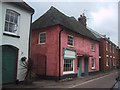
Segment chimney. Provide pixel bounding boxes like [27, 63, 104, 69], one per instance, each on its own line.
[78, 13, 87, 27]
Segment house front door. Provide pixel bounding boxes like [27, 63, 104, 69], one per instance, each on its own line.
[77, 57, 82, 77]
[2, 45, 18, 84]
[84, 57, 89, 75]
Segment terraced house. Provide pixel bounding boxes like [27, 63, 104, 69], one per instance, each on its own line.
[89, 29, 119, 71]
[30, 6, 100, 80]
[0, 1, 34, 84]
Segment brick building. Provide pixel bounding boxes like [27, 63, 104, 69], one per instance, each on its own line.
[90, 29, 119, 71]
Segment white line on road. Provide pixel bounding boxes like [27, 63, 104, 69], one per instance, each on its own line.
[68, 72, 117, 88]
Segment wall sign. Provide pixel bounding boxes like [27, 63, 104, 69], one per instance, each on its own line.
[64, 48, 76, 59]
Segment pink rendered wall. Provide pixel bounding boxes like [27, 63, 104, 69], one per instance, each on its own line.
[31, 25, 99, 77]
[30, 25, 61, 76]
[60, 29, 99, 76]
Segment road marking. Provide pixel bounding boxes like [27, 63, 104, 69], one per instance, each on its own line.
[68, 72, 117, 88]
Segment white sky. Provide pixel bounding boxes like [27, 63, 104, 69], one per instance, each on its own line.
[25, 0, 119, 45]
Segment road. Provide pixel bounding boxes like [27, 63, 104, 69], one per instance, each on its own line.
[2, 70, 118, 89]
[68, 72, 118, 89]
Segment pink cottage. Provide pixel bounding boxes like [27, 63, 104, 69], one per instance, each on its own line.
[30, 6, 99, 80]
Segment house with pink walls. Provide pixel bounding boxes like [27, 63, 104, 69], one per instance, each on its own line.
[30, 6, 99, 80]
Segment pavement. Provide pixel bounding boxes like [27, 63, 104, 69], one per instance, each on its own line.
[2, 69, 118, 89]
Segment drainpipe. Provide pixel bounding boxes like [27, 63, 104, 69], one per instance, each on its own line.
[28, 11, 34, 79]
[28, 11, 34, 60]
[58, 27, 64, 80]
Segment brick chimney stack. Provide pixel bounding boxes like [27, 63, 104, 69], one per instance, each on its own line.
[78, 13, 87, 27]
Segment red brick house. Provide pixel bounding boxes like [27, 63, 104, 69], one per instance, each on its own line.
[99, 38, 119, 71]
[89, 29, 119, 71]
[30, 6, 100, 80]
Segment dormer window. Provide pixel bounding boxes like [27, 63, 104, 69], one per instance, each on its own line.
[4, 9, 20, 35]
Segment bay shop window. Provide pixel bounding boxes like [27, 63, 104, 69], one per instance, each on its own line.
[63, 48, 76, 74]
[64, 59, 74, 72]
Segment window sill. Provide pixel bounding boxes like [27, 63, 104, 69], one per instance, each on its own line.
[38, 43, 46, 45]
[68, 45, 74, 48]
[3, 33, 20, 38]
[91, 67, 96, 70]
[106, 50, 108, 52]
[91, 50, 95, 52]
[63, 71, 74, 75]
[106, 65, 109, 67]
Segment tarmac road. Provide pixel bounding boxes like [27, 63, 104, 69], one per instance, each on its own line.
[2, 70, 118, 89]
[68, 72, 118, 89]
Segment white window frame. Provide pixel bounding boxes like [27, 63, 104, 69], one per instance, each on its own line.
[106, 55, 109, 57]
[38, 32, 46, 44]
[106, 41, 108, 51]
[91, 58, 95, 69]
[113, 59, 115, 66]
[4, 9, 20, 35]
[63, 59, 74, 74]
[67, 35, 74, 47]
[106, 57, 109, 66]
[113, 45, 114, 53]
[114, 59, 116, 66]
[91, 43, 95, 52]
[110, 43, 111, 52]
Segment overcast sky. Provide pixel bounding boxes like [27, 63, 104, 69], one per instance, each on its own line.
[25, 0, 119, 45]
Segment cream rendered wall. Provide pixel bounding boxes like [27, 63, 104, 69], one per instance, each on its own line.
[0, 1, 2, 86]
[2, 2, 32, 81]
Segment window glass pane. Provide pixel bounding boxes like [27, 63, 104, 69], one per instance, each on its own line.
[9, 23, 15, 32]
[68, 35, 74, 46]
[39, 33, 46, 43]
[91, 43, 95, 51]
[106, 41, 108, 51]
[106, 58, 109, 66]
[5, 22, 9, 31]
[92, 58, 94, 67]
[5, 14, 9, 21]
[4, 9, 19, 34]
[10, 15, 14, 22]
[64, 59, 73, 72]
[14, 16, 18, 24]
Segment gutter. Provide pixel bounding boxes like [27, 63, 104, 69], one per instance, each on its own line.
[58, 27, 64, 80]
